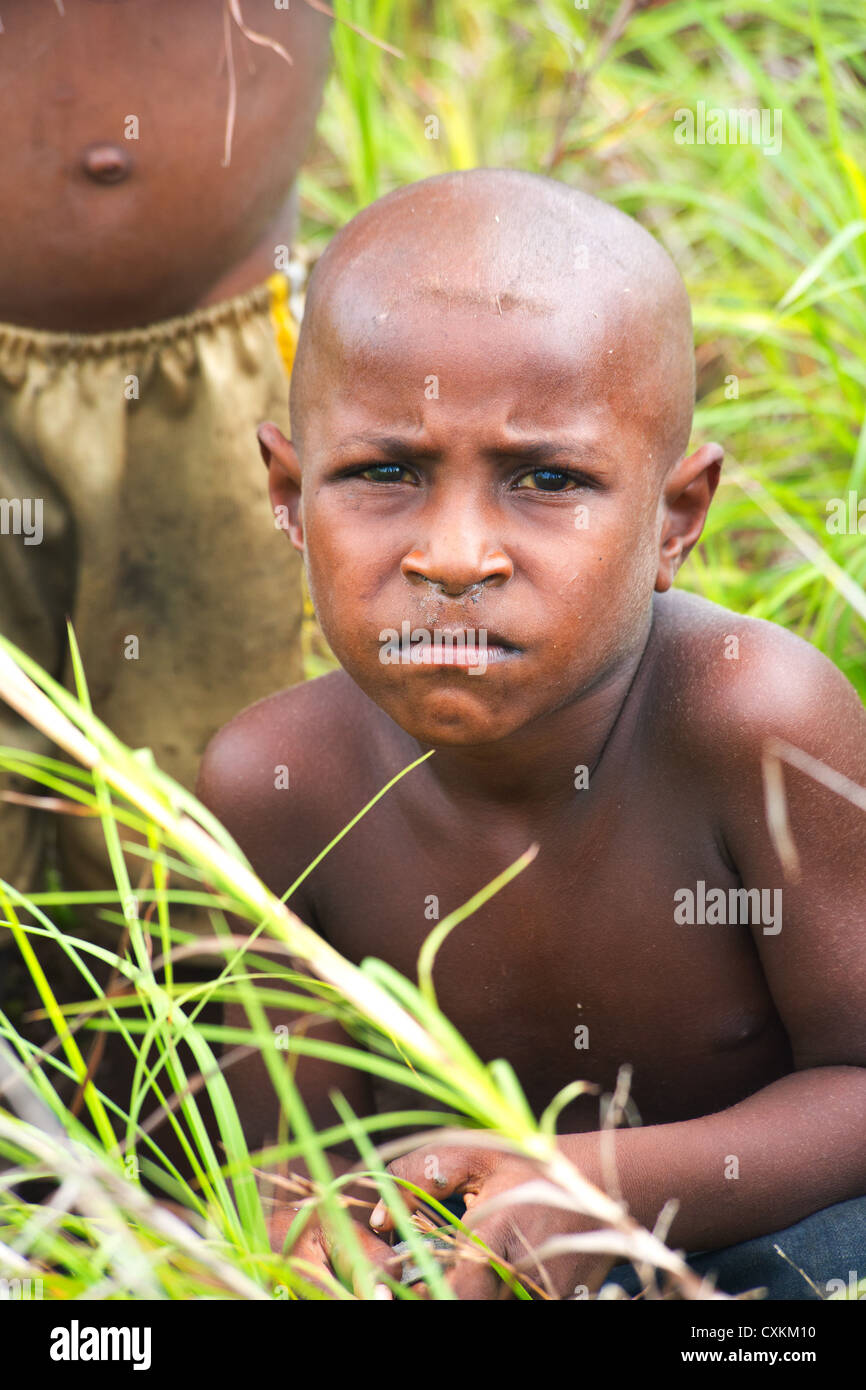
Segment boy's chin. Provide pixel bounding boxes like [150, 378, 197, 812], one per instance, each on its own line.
[369, 682, 533, 748]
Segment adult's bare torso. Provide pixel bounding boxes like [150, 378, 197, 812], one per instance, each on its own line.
[0, 0, 330, 331]
[229, 594, 794, 1135]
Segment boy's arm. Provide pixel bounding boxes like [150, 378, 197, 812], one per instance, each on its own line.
[221, 998, 388, 1255]
[196, 713, 392, 1277]
[374, 630, 866, 1296]
[601, 625, 866, 1247]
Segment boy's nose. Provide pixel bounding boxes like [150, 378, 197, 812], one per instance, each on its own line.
[400, 536, 513, 597]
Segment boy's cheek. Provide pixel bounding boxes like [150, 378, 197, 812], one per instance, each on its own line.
[304, 572, 390, 677]
[546, 524, 657, 612]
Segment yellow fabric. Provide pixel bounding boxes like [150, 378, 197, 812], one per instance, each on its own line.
[266, 272, 330, 670]
[266, 272, 299, 378]
[0, 282, 304, 897]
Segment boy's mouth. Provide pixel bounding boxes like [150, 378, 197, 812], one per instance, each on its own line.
[377, 623, 521, 671]
[416, 638, 518, 668]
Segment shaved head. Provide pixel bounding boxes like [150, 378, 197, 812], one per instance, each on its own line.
[290, 168, 696, 470]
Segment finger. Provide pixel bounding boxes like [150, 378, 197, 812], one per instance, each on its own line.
[322, 1220, 402, 1299]
[447, 1222, 514, 1301]
[371, 1149, 472, 1233]
[401, 1214, 514, 1301]
[369, 1183, 454, 1235]
[279, 1213, 397, 1300]
[289, 1226, 342, 1298]
[269, 1203, 310, 1252]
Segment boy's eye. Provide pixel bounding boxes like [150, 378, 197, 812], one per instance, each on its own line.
[515, 468, 579, 492]
[359, 463, 413, 484]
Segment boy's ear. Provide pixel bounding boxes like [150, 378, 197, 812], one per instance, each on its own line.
[257, 421, 304, 552]
[655, 441, 723, 593]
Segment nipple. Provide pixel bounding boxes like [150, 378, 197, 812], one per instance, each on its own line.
[81, 143, 132, 185]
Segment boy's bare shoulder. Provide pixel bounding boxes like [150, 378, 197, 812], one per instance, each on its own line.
[651, 588, 866, 784]
[653, 594, 866, 1077]
[196, 670, 386, 896]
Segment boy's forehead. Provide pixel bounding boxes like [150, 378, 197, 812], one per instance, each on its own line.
[294, 171, 696, 465]
[308, 285, 674, 457]
[326, 264, 631, 344]
[318, 215, 658, 350]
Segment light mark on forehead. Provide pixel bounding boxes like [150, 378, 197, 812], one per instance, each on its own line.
[403, 281, 556, 316]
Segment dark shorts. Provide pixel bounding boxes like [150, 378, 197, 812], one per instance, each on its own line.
[607, 1193, 866, 1300]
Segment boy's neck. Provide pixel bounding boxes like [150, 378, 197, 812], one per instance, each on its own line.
[415, 606, 656, 813]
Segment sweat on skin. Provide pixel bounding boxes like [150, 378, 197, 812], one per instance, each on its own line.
[199, 168, 866, 1300]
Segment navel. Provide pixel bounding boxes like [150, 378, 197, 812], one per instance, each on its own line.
[714, 1009, 769, 1052]
[81, 143, 132, 185]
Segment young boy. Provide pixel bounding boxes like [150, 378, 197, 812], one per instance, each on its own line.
[198, 168, 866, 1300]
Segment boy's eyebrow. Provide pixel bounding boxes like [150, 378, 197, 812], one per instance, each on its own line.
[483, 440, 607, 469]
[333, 434, 608, 468]
[334, 433, 437, 461]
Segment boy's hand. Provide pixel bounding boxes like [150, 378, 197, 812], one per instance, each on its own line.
[369, 1143, 608, 1300]
[270, 1203, 398, 1299]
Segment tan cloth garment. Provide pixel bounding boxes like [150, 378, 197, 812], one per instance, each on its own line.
[0, 282, 304, 899]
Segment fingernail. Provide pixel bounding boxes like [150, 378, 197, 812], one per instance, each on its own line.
[370, 1202, 386, 1228]
[373, 1283, 393, 1300]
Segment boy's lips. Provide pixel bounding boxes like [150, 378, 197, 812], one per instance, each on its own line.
[415, 640, 519, 667]
[386, 625, 523, 668]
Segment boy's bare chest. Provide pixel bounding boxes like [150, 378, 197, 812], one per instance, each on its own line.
[306, 781, 793, 1127]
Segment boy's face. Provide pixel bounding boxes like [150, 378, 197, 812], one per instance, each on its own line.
[273, 294, 717, 748]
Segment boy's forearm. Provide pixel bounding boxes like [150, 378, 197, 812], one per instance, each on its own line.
[559, 1066, 866, 1253]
